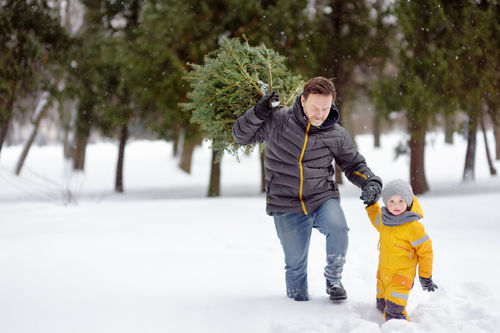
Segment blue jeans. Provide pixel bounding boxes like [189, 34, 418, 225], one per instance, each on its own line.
[273, 199, 349, 299]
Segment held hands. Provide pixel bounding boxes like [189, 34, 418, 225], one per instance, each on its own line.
[254, 91, 280, 120]
[360, 179, 382, 206]
[419, 276, 438, 292]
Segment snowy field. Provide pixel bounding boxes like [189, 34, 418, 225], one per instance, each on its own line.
[1, 131, 499, 333]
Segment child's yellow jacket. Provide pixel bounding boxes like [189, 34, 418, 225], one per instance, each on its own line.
[366, 197, 433, 287]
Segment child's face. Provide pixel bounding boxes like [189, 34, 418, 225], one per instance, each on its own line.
[387, 195, 408, 216]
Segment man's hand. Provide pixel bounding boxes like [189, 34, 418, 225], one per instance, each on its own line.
[360, 179, 382, 206]
[419, 276, 438, 292]
[255, 91, 280, 120]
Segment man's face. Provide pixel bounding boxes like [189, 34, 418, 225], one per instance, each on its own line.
[300, 93, 333, 127]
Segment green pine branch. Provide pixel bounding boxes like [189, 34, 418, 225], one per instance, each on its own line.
[181, 37, 304, 158]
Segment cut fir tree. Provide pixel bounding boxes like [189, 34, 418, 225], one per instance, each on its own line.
[181, 37, 304, 159]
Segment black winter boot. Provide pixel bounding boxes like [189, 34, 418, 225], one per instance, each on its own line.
[326, 280, 347, 301]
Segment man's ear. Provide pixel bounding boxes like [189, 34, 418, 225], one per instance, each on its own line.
[300, 95, 305, 107]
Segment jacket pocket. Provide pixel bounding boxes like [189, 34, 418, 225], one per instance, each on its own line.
[394, 244, 412, 259]
[391, 274, 413, 290]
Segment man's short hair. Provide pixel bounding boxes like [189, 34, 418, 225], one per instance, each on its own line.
[302, 77, 336, 101]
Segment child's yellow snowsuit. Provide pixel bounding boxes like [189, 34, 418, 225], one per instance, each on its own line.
[365, 197, 433, 321]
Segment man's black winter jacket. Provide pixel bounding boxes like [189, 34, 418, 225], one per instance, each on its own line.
[232, 94, 381, 215]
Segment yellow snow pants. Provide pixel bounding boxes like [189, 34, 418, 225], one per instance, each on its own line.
[376, 271, 412, 321]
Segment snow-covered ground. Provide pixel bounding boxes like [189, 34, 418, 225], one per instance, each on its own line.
[0, 131, 499, 333]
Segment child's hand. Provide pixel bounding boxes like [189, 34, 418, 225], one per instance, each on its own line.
[419, 276, 438, 292]
[360, 180, 382, 205]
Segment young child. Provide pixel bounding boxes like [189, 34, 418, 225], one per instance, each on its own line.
[365, 179, 437, 321]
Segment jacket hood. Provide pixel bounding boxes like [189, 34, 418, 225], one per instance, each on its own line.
[410, 196, 424, 218]
[292, 93, 340, 130]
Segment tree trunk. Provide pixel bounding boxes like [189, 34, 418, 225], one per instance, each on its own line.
[0, 81, 17, 156]
[115, 124, 128, 193]
[61, 101, 72, 159]
[480, 112, 496, 176]
[335, 164, 343, 185]
[493, 115, 500, 160]
[374, 111, 381, 148]
[63, 131, 71, 159]
[15, 99, 51, 175]
[72, 107, 92, 171]
[207, 148, 221, 197]
[333, 99, 345, 185]
[409, 122, 429, 194]
[172, 126, 181, 157]
[179, 139, 196, 174]
[0, 117, 11, 157]
[72, 131, 88, 171]
[173, 135, 179, 157]
[444, 113, 455, 144]
[332, 76, 345, 186]
[334, 104, 353, 185]
[179, 127, 201, 173]
[462, 115, 477, 182]
[260, 145, 266, 193]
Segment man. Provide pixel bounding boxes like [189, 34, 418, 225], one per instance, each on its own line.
[232, 77, 382, 301]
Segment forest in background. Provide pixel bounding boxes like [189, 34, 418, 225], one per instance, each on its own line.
[1, 0, 499, 195]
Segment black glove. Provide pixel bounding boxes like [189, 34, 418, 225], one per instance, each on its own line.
[254, 91, 280, 120]
[360, 179, 382, 206]
[419, 276, 438, 292]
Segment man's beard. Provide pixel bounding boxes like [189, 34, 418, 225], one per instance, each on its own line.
[309, 118, 324, 127]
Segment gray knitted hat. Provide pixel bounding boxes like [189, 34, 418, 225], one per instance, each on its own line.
[381, 179, 414, 206]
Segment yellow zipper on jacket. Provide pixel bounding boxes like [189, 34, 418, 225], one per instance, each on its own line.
[299, 122, 311, 215]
